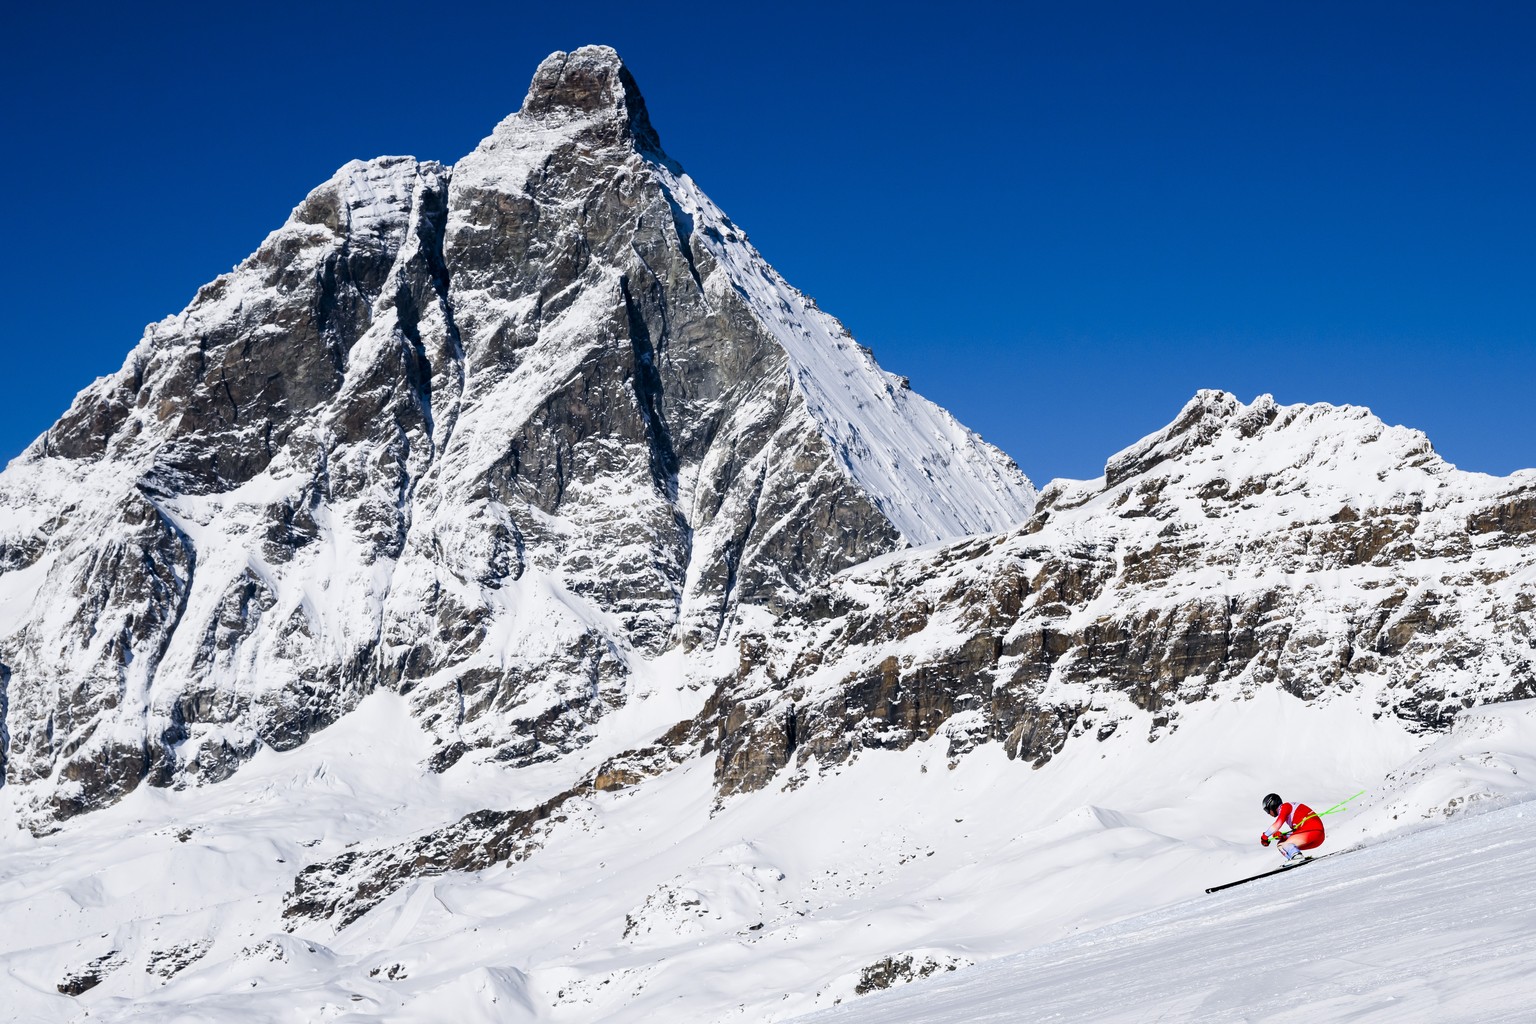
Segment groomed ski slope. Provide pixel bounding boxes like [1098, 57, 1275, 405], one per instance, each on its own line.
[2, 693, 1531, 1022]
[791, 799, 1536, 1024]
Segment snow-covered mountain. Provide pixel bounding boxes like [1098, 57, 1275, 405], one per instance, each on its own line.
[707, 389, 1536, 798]
[0, 46, 1034, 828]
[3, 668, 1533, 1021]
[271, 387, 1536, 937]
[2, 44, 1535, 1024]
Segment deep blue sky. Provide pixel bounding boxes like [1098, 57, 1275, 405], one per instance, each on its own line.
[4, 1, 1531, 484]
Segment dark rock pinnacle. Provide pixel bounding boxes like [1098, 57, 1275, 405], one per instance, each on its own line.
[521, 45, 664, 154]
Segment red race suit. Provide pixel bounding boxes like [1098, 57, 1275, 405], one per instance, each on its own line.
[1270, 801, 1325, 851]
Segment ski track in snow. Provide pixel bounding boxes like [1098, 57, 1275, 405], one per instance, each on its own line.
[792, 800, 1536, 1024]
[2, 694, 1533, 1022]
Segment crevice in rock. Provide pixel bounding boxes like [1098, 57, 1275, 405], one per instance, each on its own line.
[659, 187, 702, 292]
[217, 371, 239, 424]
[134, 488, 200, 787]
[716, 462, 769, 641]
[620, 275, 681, 500]
[0, 660, 10, 787]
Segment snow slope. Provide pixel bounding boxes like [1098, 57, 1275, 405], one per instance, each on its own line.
[4, 691, 1533, 1022]
[793, 799, 1536, 1024]
[650, 162, 1036, 543]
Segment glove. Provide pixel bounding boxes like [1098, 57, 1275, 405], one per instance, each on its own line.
[1260, 833, 1271, 847]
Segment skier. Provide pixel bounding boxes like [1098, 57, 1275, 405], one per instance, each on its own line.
[1260, 792, 1324, 862]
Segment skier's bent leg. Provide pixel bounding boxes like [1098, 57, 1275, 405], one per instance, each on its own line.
[1290, 829, 1324, 852]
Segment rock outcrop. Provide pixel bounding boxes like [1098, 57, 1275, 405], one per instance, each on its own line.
[705, 391, 1536, 795]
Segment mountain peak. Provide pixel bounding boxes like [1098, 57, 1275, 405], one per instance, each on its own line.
[0, 40, 1035, 831]
[520, 45, 661, 152]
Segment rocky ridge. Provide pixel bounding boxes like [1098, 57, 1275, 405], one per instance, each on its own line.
[708, 390, 1536, 796]
[279, 390, 1536, 930]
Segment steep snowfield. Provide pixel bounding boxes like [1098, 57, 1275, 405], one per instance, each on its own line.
[4, 692, 1532, 1022]
[651, 162, 1037, 543]
[794, 801, 1536, 1023]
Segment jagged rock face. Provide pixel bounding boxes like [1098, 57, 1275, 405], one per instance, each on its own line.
[0, 46, 1034, 826]
[708, 392, 1536, 795]
[278, 391, 1536, 935]
[0, 156, 459, 820]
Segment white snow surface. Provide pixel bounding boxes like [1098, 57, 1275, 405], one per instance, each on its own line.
[793, 799, 1536, 1024]
[651, 162, 1037, 543]
[4, 690, 1533, 1023]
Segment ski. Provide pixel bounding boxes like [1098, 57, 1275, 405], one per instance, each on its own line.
[1205, 856, 1319, 894]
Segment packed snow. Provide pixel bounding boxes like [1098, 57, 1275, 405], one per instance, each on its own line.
[792, 799, 1536, 1023]
[4, 689, 1532, 1022]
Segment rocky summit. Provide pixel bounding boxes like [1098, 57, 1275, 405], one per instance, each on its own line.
[0, 46, 1034, 828]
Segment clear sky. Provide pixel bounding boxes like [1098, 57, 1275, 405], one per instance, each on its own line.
[4, 1, 1531, 485]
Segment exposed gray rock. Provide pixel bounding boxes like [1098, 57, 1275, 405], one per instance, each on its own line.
[856, 953, 970, 995]
[704, 392, 1536, 795]
[146, 941, 212, 980]
[57, 951, 125, 996]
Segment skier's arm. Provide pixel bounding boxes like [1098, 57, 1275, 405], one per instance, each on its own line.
[1263, 804, 1294, 842]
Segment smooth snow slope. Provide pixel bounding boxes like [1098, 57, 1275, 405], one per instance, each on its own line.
[3, 694, 1532, 1023]
[649, 161, 1037, 543]
[792, 800, 1536, 1024]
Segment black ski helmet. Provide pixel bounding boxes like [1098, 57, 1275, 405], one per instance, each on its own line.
[1262, 793, 1283, 816]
